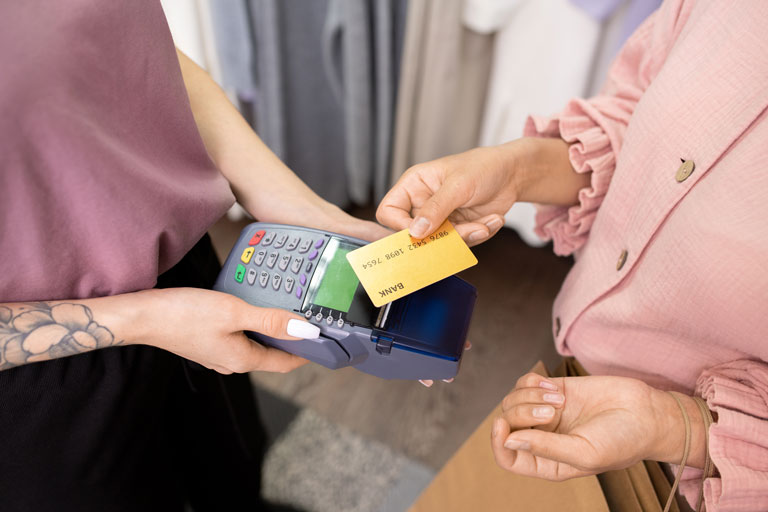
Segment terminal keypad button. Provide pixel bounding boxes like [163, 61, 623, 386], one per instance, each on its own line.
[274, 234, 288, 248]
[258, 271, 269, 287]
[286, 237, 300, 251]
[284, 276, 295, 294]
[262, 232, 276, 246]
[246, 268, 257, 285]
[266, 252, 278, 268]
[241, 247, 255, 264]
[298, 240, 312, 253]
[279, 254, 291, 271]
[248, 230, 265, 246]
[253, 250, 266, 266]
[291, 257, 303, 274]
[235, 264, 246, 283]
[271, 273, 282, 290]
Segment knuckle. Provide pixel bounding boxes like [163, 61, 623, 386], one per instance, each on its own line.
[258, 310, 284, 337]
[515, 372, 540, 389]
[221, 296, 243, 324]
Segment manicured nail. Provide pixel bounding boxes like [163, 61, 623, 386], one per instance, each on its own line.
[442, 378, 454, 383]
[532, 406, 554, 418]
[539, 380, 558, 391]
[286, 319, 320, 339]
[504, 438, 530, 451]
[465, 340, 472, 350]
[419, 379, 434, 387]
[492, 418, 503, 438]
[468, 230, 487, 242]
[543, 393, 564, 405]
[410, 217, 430, 238]
[485, 218, 503, 232]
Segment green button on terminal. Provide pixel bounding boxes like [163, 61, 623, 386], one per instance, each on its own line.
[235, 264, 246, 283]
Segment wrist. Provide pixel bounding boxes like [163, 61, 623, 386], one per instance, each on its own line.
[649, 387, 707, 468]
[88, 290, 156, 348]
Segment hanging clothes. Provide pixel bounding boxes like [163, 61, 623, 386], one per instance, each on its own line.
[572, 0, 664, 96]
[323, 0, 408, 204]
[466, 0, 600, 246]
[389, 0, 494, 186]
[208, 0, 406, 208]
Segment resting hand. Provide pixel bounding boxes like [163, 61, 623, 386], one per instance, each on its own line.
[490, 373, 706, 481]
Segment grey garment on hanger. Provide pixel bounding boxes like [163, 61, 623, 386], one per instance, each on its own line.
[322, 0, 408, 204]
[208, 0, 407, 207]
[248, 0, 285, 159]
[208, 0, 255, 95]
[390, 0, 494, 187]
[211, 0, 348, 206]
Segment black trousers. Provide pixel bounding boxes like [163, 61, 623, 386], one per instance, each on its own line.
[0, 235, 268, 511]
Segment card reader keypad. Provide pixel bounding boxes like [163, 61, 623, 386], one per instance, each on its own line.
[236, 228, 325, 304]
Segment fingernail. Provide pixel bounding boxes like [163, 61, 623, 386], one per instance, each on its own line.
[532, 406, 554, 418]
[468, 230, 487, 242]
[286, 319, 320, 339]
[419, 379, 433, 387]
[539, 380, 558, 391]
[543, 393, 564, 405]
[492, 418, 503, 438]
[504, 438, 530, 451]
[485, 218, 503, 232]
[465, 341, 472, 350]
[410, 217, 430, 238]
[442, 378, 454, 383]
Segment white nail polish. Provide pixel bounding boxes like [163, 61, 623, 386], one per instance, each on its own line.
[287, 319, 320, 339]
[410, 217, 430, 238]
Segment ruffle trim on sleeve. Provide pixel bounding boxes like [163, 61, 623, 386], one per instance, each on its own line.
[692, 361, 768, 511]
[523, 99, 617, 256]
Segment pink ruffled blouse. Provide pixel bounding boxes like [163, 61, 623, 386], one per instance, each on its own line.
[526, 0, 768, 509]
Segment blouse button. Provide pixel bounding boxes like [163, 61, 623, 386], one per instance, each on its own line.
[675, 159, 696, 182]
[616, 249, 628, 271]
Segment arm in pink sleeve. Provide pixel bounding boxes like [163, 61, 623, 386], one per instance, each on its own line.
[683, 360, 768, 511]
[524, 0, 690, 256]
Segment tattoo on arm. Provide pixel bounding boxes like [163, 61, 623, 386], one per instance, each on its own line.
[0, 303, 121, 370]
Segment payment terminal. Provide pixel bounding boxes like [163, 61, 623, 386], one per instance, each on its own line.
[213, 223, 477, 380]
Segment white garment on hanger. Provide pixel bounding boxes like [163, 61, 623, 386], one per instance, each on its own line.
[465, 0, 600, 247]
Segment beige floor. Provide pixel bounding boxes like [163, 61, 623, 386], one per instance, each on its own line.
[209, 212, 572, 470]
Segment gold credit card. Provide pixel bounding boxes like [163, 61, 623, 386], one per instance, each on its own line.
[346, 220, 478, 307]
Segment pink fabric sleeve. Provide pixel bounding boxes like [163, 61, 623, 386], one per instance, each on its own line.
[522, 0, 685, 256]
[678, 360, 768, 511]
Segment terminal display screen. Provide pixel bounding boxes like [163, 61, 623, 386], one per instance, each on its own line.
[304, 238, 379, 326]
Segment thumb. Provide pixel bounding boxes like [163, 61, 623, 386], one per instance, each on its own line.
[409, 177, 471, 238]
[504, 430, 599, 470]
[234, 304, 320, 341]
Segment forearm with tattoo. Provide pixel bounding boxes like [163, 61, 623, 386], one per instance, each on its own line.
[0, 303, 121, 370]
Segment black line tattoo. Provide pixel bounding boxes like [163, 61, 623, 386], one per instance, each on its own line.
[0, 303, 121, 370]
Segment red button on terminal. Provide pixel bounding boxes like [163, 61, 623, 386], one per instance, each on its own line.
[248, 230, 266, 245]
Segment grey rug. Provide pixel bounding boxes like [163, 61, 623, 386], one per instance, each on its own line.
[262, 408, 434, 512]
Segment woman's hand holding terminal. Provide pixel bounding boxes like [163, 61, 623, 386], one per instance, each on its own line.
[0, 288, 318, 374]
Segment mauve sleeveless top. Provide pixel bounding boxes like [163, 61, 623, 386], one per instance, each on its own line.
[0, 2, 235, 302]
